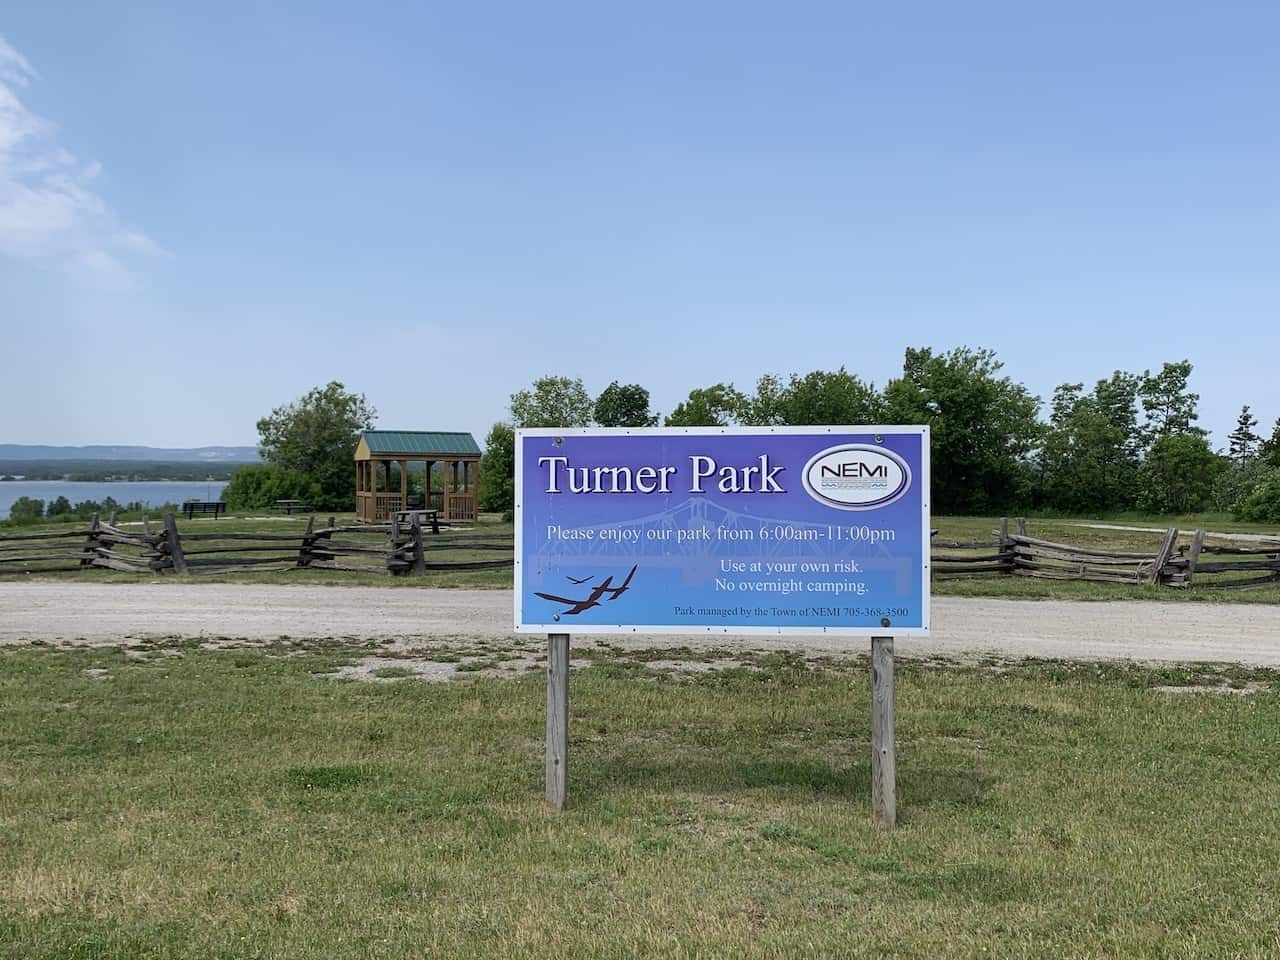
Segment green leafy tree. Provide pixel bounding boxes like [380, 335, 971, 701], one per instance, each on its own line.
[1138, 361, 1202, 442]
[593, 382, 658, 427]
[1038, 373, 1142, 513]
[221, 464, 323, 512]
[1259, 418, 1280, 469]
[478, 422, 516, 516]
[8, 496, 44, 522]
[1138, 433, 1224, 514]
[664, 384, 744, 427]
[510, 376, 593, 428]
[738, 368, 885, 426]
[1228, 405, 1261, 462]
[883, 347, 1041, 514]
[256, 381, 376, 510]
[46, 495, 73, 517]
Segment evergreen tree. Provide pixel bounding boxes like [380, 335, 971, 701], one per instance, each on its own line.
[1227, 405, 1261, 461]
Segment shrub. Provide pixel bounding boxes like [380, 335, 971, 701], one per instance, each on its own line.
[1234, 470, 1280, 524]
[222, 464, 322, 512]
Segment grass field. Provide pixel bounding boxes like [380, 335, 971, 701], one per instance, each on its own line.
[1, 640, 1278, 958]
[3, 511, 1278, 601]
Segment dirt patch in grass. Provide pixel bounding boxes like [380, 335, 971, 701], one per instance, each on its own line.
[321, 656, 459, 683]
[1153, 683, 1269, 696]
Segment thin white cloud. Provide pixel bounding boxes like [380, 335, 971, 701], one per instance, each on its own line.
[0, 33, 162, 284]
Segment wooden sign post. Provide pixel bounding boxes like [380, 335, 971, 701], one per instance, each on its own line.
[870, 636, 896, 828]
[545, 633, 570, 811]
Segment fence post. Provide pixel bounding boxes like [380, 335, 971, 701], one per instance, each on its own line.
[80, 513, 100, 569]
[1184, 529, 1206, 586]
[411, 514, 427, 574]
[998, 517, 1014, 574]
[388, 514, 401, 576]
[163, 513, 188, 574]
[298, 515, 315, 568]
[1016, 517, 1028, 537]
[1150, 528, 1179, 586]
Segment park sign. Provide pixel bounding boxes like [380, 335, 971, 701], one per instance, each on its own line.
[514, 427, 930, 636]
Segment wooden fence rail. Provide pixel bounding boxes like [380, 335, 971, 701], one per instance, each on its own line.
[0, 513, 515, 578]
[929, 519, 1280, 590]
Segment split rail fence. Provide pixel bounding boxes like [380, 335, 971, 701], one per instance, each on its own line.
[0, 513, 514, 578]
[2, 514, 1276, 589]
[933, 518, 1280, 590]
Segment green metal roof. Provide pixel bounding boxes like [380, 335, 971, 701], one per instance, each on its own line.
[361, 430, 481, 456]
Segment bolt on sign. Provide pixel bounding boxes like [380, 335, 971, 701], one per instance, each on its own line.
[515, 426, 931, 825]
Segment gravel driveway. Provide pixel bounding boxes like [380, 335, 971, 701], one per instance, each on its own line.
[3, 583, 1279, 665]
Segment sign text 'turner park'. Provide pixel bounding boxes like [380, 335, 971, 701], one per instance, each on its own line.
[514, 427, 930, 636]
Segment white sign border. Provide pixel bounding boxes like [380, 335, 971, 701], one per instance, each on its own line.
[513, 425, 930, 637]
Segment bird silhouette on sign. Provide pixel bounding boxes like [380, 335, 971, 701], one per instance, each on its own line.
[535, 579, 613, 616]
[535, 567, 639, 616]
[566, 574, 593, 585]
[599, 565, 637, 601]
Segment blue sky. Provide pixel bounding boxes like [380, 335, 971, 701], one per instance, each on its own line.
[1, 2, 1276, 449]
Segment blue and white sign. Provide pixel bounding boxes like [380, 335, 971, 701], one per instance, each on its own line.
[514, 427, 930, 636]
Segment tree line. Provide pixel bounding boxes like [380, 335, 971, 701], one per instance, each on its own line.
[58, 356, 1267, 528]
[477, 348, 1280, 522]
[6, 496, 180, 525]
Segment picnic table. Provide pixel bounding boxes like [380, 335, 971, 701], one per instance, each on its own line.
[393, 508, 441, 534]
[182, 500, 226, 520]
[273, 499, 309, 515]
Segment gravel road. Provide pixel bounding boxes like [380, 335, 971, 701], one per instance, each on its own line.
[3, 583, 1279, 665]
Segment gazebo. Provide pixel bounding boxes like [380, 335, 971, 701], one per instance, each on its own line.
[354, 430, 482, 524]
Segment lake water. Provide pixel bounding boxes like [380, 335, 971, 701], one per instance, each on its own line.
[0, 480, 228, 517]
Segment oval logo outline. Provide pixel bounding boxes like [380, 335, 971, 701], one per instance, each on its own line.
[801, 444, 912, 511]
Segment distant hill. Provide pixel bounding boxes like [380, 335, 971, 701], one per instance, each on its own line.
[0, 444, 260, 463]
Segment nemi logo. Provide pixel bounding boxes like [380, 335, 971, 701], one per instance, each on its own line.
[802, 445, 912, 510]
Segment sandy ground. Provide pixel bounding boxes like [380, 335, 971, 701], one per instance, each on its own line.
[2, 582, 1279, 665]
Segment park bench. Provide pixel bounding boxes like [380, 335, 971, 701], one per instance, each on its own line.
[182, 500, 226, 520]
[272, 499, 310, 515]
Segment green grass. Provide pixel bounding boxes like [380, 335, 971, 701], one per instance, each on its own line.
[2, 641, 1279, 958]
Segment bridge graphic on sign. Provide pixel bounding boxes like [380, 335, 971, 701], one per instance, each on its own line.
[530, 496, 911, 589]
